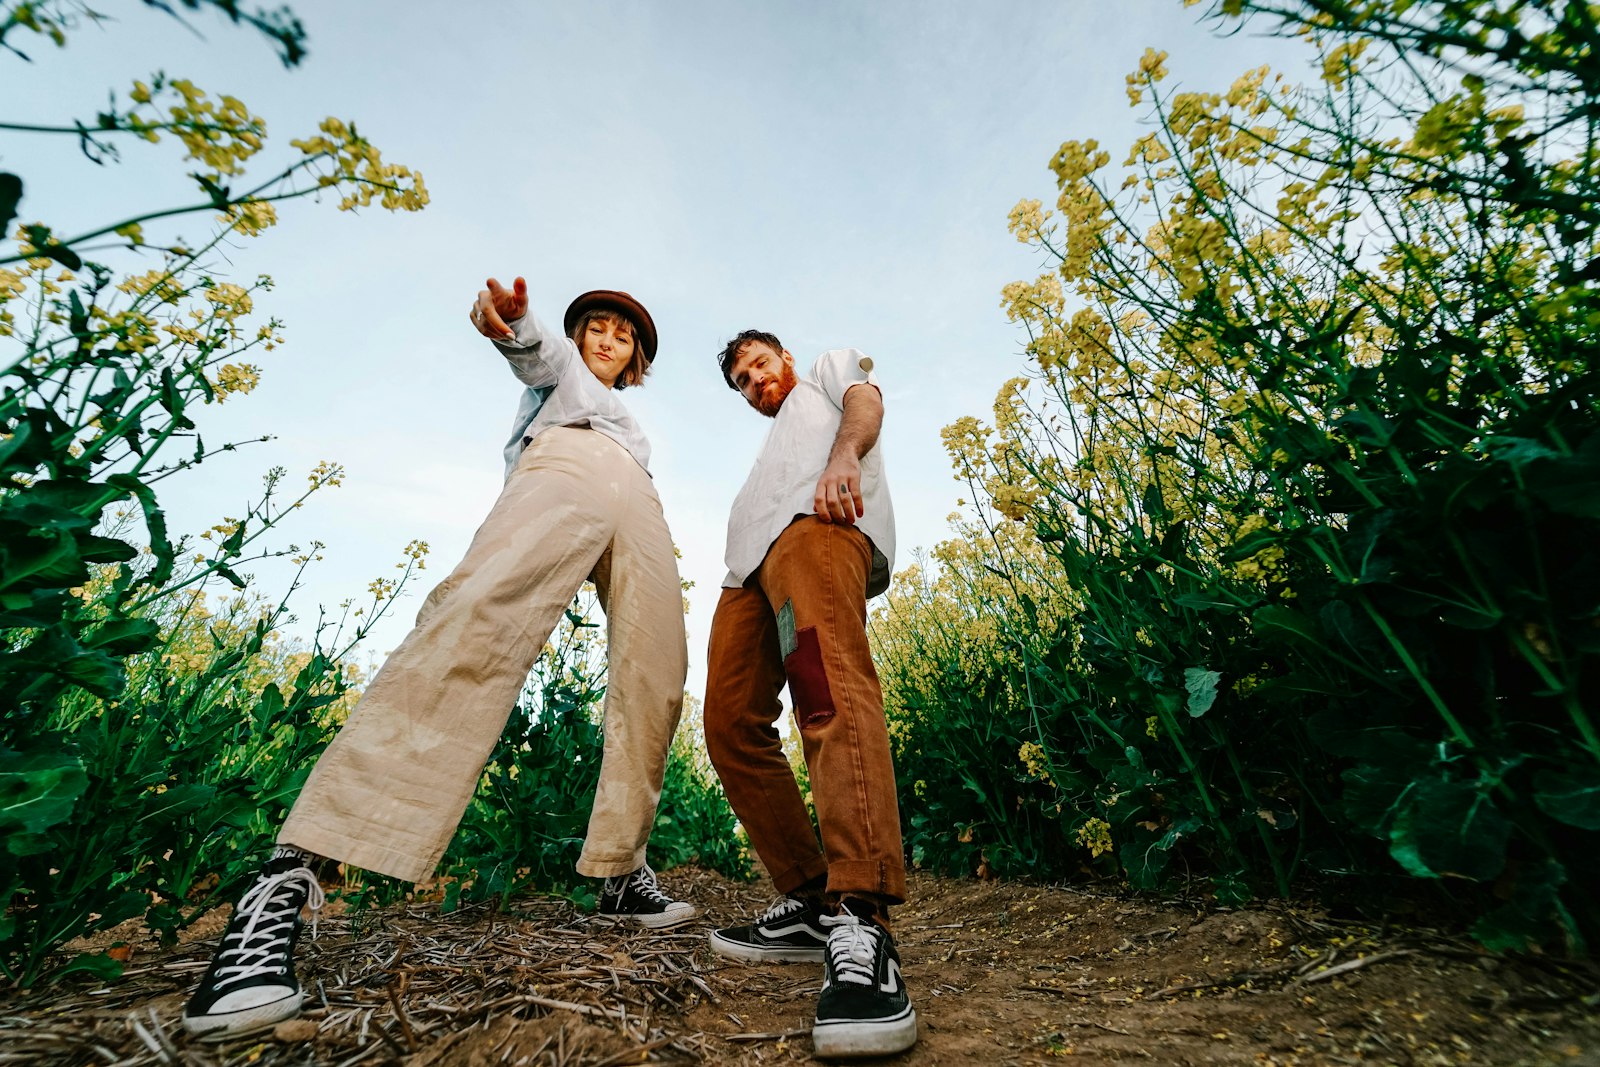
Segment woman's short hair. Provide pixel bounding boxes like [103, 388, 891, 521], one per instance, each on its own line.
[571, 308, 651, 389]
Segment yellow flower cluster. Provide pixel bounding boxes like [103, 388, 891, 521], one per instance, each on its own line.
[308, 459, 346, 488]
[211, 362, 261, 399]
[125, 77, 268, 177]
[1125, 47, 1169, 106]
[222, 198, 279, 237]
[1018, 741, 1054, 786]
[1230, 514, 1286, 582]
[1076, 818, 1113, 858]
[290, 118, 430, 213]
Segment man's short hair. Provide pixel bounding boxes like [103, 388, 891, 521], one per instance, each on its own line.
[717, 329, 784, 390]
[571, 308, 650, 389]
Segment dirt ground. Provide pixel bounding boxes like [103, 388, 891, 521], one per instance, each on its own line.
[4, 866, 1599, 1066]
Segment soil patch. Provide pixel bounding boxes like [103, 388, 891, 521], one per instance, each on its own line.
[4, 867, 1598, 1065]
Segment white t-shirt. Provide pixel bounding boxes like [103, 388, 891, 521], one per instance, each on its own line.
[722, 348, 895, 598]
[494, 310, 652, 478]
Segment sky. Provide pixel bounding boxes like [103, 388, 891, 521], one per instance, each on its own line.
[6, 1, 1306, 696]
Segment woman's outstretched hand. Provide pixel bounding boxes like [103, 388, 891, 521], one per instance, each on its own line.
[470, 276, 527, 341]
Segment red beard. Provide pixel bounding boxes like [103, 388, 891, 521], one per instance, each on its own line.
[753, 363, 799, 417]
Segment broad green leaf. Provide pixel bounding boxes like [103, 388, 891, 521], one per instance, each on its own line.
[1252, 604, 1323, 646]
[1482, 436, 1560, 465]
[1471, 859, 1573, 954]
[59, 649, 126, 696]
[42, 951, 123, 986]
[1184, 667, 1221, 718]
[1388, 778, 1511, 882]
[138, 782, 217, 825]
[0, 748, 87, 838]
[82, 617, 160, 656]
[1532, 768, 1600, 831]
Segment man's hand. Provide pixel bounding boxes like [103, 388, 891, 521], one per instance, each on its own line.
[814, 454, 864, 525]
[811, 381, 882, 524]
[470, 276, 527, 341]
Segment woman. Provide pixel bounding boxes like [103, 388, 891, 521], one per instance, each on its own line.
[182, 279, 692, 1039]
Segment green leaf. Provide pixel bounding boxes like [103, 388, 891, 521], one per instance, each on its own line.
[1173, 591, 1244, 614]
[1183, 668, 1221, 718]
[0, 531, 87, 591]
[42, 951, 124, 986]
[77, 534, 138, 565]
[1532, 768, 1600, 831]
[1252, 604, 1322, 646]
[138, 782, 217, 824]
[213, 564, 247, 590]
[254, 682, 285, 728]
[1388, 778, 1511, 882]
[82, 618, 160, 656]
[1470, 859, 1573, 953]
[22, 224, 82, 271]
[1522, 433, 1600, 519]
[0, 747, 87, 839]
[1483, 436, 1559, 465]
[0, 172, 20, 237]
[56, 645, 126, 695]
[1213, 870, 1253, 908]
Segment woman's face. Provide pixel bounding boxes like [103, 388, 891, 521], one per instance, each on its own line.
[579, 316, 636, 389]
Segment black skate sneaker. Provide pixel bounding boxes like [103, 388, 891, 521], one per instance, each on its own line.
[181, 848, 325, 1038]
[708, 893, 828, 963]
[812, 907, 918, 1058]
[596, 864, 696, 929]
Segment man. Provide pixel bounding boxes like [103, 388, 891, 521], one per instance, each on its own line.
[702, 330, 916, 1059]
[180, 282, 695, 1038]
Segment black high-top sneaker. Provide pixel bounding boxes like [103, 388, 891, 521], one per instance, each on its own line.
[708, 893, 829, 963]
[596, 863, 697, 929]
[181, 847, 325, 1038]
[812, 903, 918, 1058]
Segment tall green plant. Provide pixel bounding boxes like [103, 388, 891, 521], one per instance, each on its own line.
[1, 0, 427, 985]
[880, 0, 1600, 951]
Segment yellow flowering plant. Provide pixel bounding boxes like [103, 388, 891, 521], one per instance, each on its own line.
[880, 0, 1600, 949]
[0, 2, 430, 986]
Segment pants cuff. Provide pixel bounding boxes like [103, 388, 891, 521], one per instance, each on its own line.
[769, 853, 831, 896]
[824, 858, 906, 906]
[278, 824, 437, 884]
[576, 848, 647, 879]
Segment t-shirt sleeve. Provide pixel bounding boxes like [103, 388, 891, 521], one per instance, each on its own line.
[493, 309, 579, 389]
[813, 347, 880, 410]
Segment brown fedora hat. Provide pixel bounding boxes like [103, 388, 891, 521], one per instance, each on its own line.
[563, 290, 658, 363]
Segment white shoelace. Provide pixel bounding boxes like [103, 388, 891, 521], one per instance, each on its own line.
[212, 866, 325, 990]
[820, 912, 881, 986]
[758, 895, 807, 924]
[619, 864, 674, 906]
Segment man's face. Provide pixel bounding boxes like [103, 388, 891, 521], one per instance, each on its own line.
[730, 341, 797, 417]
[578, 315, 636, 388]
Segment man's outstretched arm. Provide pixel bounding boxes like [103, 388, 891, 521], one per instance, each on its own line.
[813, 382, 883, 525]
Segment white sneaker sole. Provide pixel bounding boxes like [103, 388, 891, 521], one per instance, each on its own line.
[707, 929, 826, 963]
[596, 905, 698, 930]
[181, 990, 304, 1040]
[812, 1006, 918, 1059]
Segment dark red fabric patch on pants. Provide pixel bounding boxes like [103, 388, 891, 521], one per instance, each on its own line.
[785, 626, 836, 728]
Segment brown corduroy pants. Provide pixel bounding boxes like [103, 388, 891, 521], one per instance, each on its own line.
[280, 427, 687, 882]
[703, 516, 906, 904]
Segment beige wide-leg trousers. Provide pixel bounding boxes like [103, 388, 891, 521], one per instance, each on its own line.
[279, 427, 687, 882]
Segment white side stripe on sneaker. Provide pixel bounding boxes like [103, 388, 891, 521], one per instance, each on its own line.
[880, 957, 903, 994]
